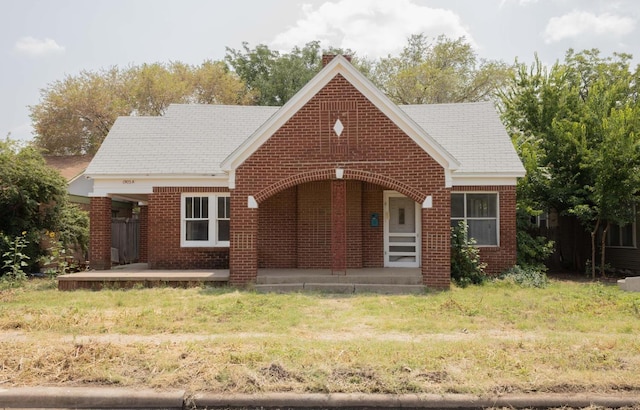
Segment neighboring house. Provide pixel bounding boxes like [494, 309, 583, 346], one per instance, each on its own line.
[44, 155, 94, 211]
[532, 207, 639, 275]
[44, 155, 132, 217]
[85, 55, 525, 289]
[603, 216, 640, 274]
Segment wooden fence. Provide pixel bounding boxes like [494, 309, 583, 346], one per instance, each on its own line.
[111, 218, 139, 264]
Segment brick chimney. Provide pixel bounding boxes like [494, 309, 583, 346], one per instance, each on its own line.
[322, 54, 353, 67]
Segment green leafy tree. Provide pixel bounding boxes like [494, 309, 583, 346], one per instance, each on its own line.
[501, 49, 640, 276]
[371, 34, 511, 104]
[225, 41, 324, 105]
[0, 138, 89, 275]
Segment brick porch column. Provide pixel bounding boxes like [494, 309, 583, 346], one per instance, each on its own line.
[331, 180, 347, 275]
[138, 204, 148, 263]
[89, 196, 112, 270]
[422, 193, 451, 289]
[229, 193, 258, 285]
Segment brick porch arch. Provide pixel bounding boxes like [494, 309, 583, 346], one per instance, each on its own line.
[253, 168, 425, 205]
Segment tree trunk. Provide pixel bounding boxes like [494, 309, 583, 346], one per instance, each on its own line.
[600, 221, 609, 278]
[590, 218, 600, 279]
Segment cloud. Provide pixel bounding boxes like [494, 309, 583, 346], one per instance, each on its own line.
[14, 36, 65, 56]
[543, 10, 635, 43]
[270, 0, 474, 58]
[499, 0, 538, 7]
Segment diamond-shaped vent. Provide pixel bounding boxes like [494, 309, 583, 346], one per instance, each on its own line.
[333, 119, 344, 136]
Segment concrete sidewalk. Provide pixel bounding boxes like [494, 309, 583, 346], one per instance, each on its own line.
[1, 387, 639, 409]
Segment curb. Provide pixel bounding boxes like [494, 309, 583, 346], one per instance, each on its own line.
[191, 392, 640, 409]
[0, 387, 185, 409]
[0, 388, 639, 409]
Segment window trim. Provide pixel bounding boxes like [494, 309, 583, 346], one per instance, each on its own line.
[451, 192, 500, 247]
[180, 193, 230, 248]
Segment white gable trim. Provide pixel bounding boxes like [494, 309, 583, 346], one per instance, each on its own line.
[221, 55, 460, 184]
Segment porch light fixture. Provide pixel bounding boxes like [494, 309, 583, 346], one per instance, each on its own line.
[422, 195, 433, 208]
[247, 195, 259, 209]
[333, 118, 344, 136]
[336, 168, 344, 179]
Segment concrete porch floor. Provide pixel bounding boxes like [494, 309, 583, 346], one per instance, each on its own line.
[57, 264, 425, 294]
[57, 263, 229, 291]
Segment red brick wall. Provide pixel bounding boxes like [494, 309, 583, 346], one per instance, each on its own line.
[139, 205, 148, 263]
[452, 185, 517, 274]
[297, 181, 331, 268]
[234, 74, 451, 288]
[362, 183, 384, 267]
[89, 196, 112, 270]
[148, 187, 229, 270]
[258, 187, 298, 268]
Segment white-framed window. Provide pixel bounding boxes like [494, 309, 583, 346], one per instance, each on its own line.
[606, 222, 635, 248]
[531, 211, 548, 228]
[181, 193, 230, 247]
[451, 192, 499, 246]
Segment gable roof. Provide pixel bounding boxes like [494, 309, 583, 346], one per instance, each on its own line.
[86, 56, 524, 183]
[220, 55, 461, 178]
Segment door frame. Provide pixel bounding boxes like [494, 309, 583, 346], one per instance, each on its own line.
[383, 191, 421, 268]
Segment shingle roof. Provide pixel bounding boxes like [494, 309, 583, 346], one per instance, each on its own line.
[400, 102, 525, 175]
[86, 101, 523, 178]
[85, 105, 279, 176]
[44, 155, 94, 181]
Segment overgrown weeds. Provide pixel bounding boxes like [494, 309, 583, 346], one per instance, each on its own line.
[0, 278, 639, 395]
[499, 265, 549, 288]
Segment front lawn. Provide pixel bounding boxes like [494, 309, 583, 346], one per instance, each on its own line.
[0, 278, 639, 395]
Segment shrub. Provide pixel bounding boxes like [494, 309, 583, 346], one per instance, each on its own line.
[499, 265, 549, 288]
[0, 139, 89, 275]
[516, 207, 554, 270]
[451, 222, 487, 287]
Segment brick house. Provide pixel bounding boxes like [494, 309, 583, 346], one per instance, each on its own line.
[85, 55, 525, 289]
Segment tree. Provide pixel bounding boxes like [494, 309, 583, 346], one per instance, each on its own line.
[0, 138, 89, 275]
[371, 34, 511, 104]
[31, 61, 251, 155]
[128, 61, 195, 116]
[193, 60, 256, 105]
[225, 41, 324, 105]
[501, 49, 640, 276]
[31, 67, 131, 155]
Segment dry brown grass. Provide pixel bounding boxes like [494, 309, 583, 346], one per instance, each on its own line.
[0, 278, 639, 396]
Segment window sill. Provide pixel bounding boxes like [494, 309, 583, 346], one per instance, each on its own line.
[181, 243, 230, 249]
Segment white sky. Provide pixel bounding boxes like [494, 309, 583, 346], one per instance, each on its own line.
[1, 0, 638, 142]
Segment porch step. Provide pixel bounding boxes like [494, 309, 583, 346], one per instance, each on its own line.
[256, 274, 422, 286]
[256, 283, 425, 294]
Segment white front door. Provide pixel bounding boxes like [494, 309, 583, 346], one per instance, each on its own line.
[384, 192, 420, 267]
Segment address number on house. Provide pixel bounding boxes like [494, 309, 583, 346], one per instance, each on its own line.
[122, 179, 135, 184]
